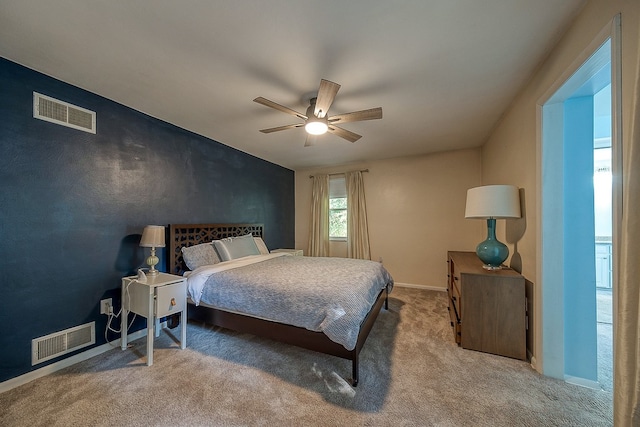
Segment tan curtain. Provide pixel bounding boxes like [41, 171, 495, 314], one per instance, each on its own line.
[345, 171, 371, 260]
[615, 31, 640, 426]
[308, 174, 329, 257]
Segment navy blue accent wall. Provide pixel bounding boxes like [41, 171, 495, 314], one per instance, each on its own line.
[0, 58, 295, 382]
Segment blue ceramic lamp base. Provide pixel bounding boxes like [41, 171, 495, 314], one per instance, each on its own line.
[476, 218, 509, 270]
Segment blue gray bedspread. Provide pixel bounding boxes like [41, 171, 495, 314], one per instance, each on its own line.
[186, 254, 394, 350]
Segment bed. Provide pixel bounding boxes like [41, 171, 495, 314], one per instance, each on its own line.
[167, 223, 393, 386]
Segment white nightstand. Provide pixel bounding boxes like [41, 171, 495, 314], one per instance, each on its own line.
[270, 248, 303, 256]
[120, 272, 187, 366]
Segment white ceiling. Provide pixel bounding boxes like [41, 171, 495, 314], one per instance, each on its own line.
[0, 0, 586, 170]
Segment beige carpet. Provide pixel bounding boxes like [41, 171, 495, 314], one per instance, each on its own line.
[0, 287, 612, 426]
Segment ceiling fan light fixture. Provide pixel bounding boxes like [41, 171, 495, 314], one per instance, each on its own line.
[305, 118, 328, 135]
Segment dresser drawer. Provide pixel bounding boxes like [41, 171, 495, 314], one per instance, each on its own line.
[447, 288, 461, 344]
[451, 278, 461, 321]
[447, 292, 457, 325]
[156, 282, 186, 318]
[447, 260, 461, 344]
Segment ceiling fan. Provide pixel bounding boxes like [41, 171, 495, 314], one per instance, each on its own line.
[253, 79, 382, 146]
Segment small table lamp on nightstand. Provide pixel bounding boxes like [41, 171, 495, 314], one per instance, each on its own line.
[140, 225, 165, 277]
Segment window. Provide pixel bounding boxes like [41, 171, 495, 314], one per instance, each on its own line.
[329, 176, 347, 240]
[329, 197, 347, 239]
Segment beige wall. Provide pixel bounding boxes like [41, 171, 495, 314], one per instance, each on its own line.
[481, 0, 639, 368]
[295, 148, 483, 288]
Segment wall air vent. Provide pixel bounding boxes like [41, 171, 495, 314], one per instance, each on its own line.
[33, 92, 96, 134]
[32, 321, 95, 365]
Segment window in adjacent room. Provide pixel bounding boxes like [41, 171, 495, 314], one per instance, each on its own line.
[329, 175, 347, 241]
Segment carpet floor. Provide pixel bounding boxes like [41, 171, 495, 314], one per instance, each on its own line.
[0, 287, 613, 426]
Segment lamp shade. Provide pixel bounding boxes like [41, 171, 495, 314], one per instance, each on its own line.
[465, 185, 521, 219]
[140, 225, 165, 248]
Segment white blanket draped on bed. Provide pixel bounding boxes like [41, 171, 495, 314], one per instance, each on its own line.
[185, 253, 394, 350]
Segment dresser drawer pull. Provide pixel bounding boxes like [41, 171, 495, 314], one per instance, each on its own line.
[170, 298, 176, 306]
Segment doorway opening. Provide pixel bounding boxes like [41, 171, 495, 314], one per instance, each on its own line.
[594, 83, 613, 390]
[539, 15, 620, 391]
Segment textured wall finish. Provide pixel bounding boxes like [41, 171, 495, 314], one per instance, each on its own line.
[0, 58, 294, 382]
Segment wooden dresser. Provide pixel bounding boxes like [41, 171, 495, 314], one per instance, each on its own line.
[447, 251, 526, 360]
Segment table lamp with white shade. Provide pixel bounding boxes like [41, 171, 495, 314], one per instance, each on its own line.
[139, 225, 165, 277]
[465, 185, 521, 270]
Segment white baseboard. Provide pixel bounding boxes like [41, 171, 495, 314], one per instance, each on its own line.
[394, 282, 446, 292]
[0, 328, 148, 394]
[564, 375, 601, 390]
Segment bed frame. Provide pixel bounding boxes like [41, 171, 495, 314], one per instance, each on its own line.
[167, 223, 389, 386]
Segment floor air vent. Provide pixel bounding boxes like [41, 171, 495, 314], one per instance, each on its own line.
[32, 321, 95, 365]
[33, 92, 96, 134]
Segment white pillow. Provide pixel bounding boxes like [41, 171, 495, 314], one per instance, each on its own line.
[213, 234, 260, 261]
[254, 237, 269, 255]
[181, 243, 220, 270]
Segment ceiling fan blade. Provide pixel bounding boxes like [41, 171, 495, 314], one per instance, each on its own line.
[328, 107, 383, 124]
[254, 97, 307, 120]
[259, 123, 304, 134]
[328, 125, 362, 143]
[304, 134, 318, 147]
[314, 79, 341, 118]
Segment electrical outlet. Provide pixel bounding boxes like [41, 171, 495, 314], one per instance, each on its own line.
[100, 298, 112, 315]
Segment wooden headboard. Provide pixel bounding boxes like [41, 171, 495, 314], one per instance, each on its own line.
[167, 223, 264, 275]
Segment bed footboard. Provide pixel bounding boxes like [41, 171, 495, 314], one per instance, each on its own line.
[350, 285, 389, 386]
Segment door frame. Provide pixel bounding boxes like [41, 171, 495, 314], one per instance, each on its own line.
[535, 15, 621, 384]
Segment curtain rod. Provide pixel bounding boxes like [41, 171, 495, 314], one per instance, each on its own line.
[308, 169, 369, 179]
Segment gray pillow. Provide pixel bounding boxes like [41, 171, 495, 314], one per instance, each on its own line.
[213, 234, 260, 261]
[181, 243, 221, 270]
